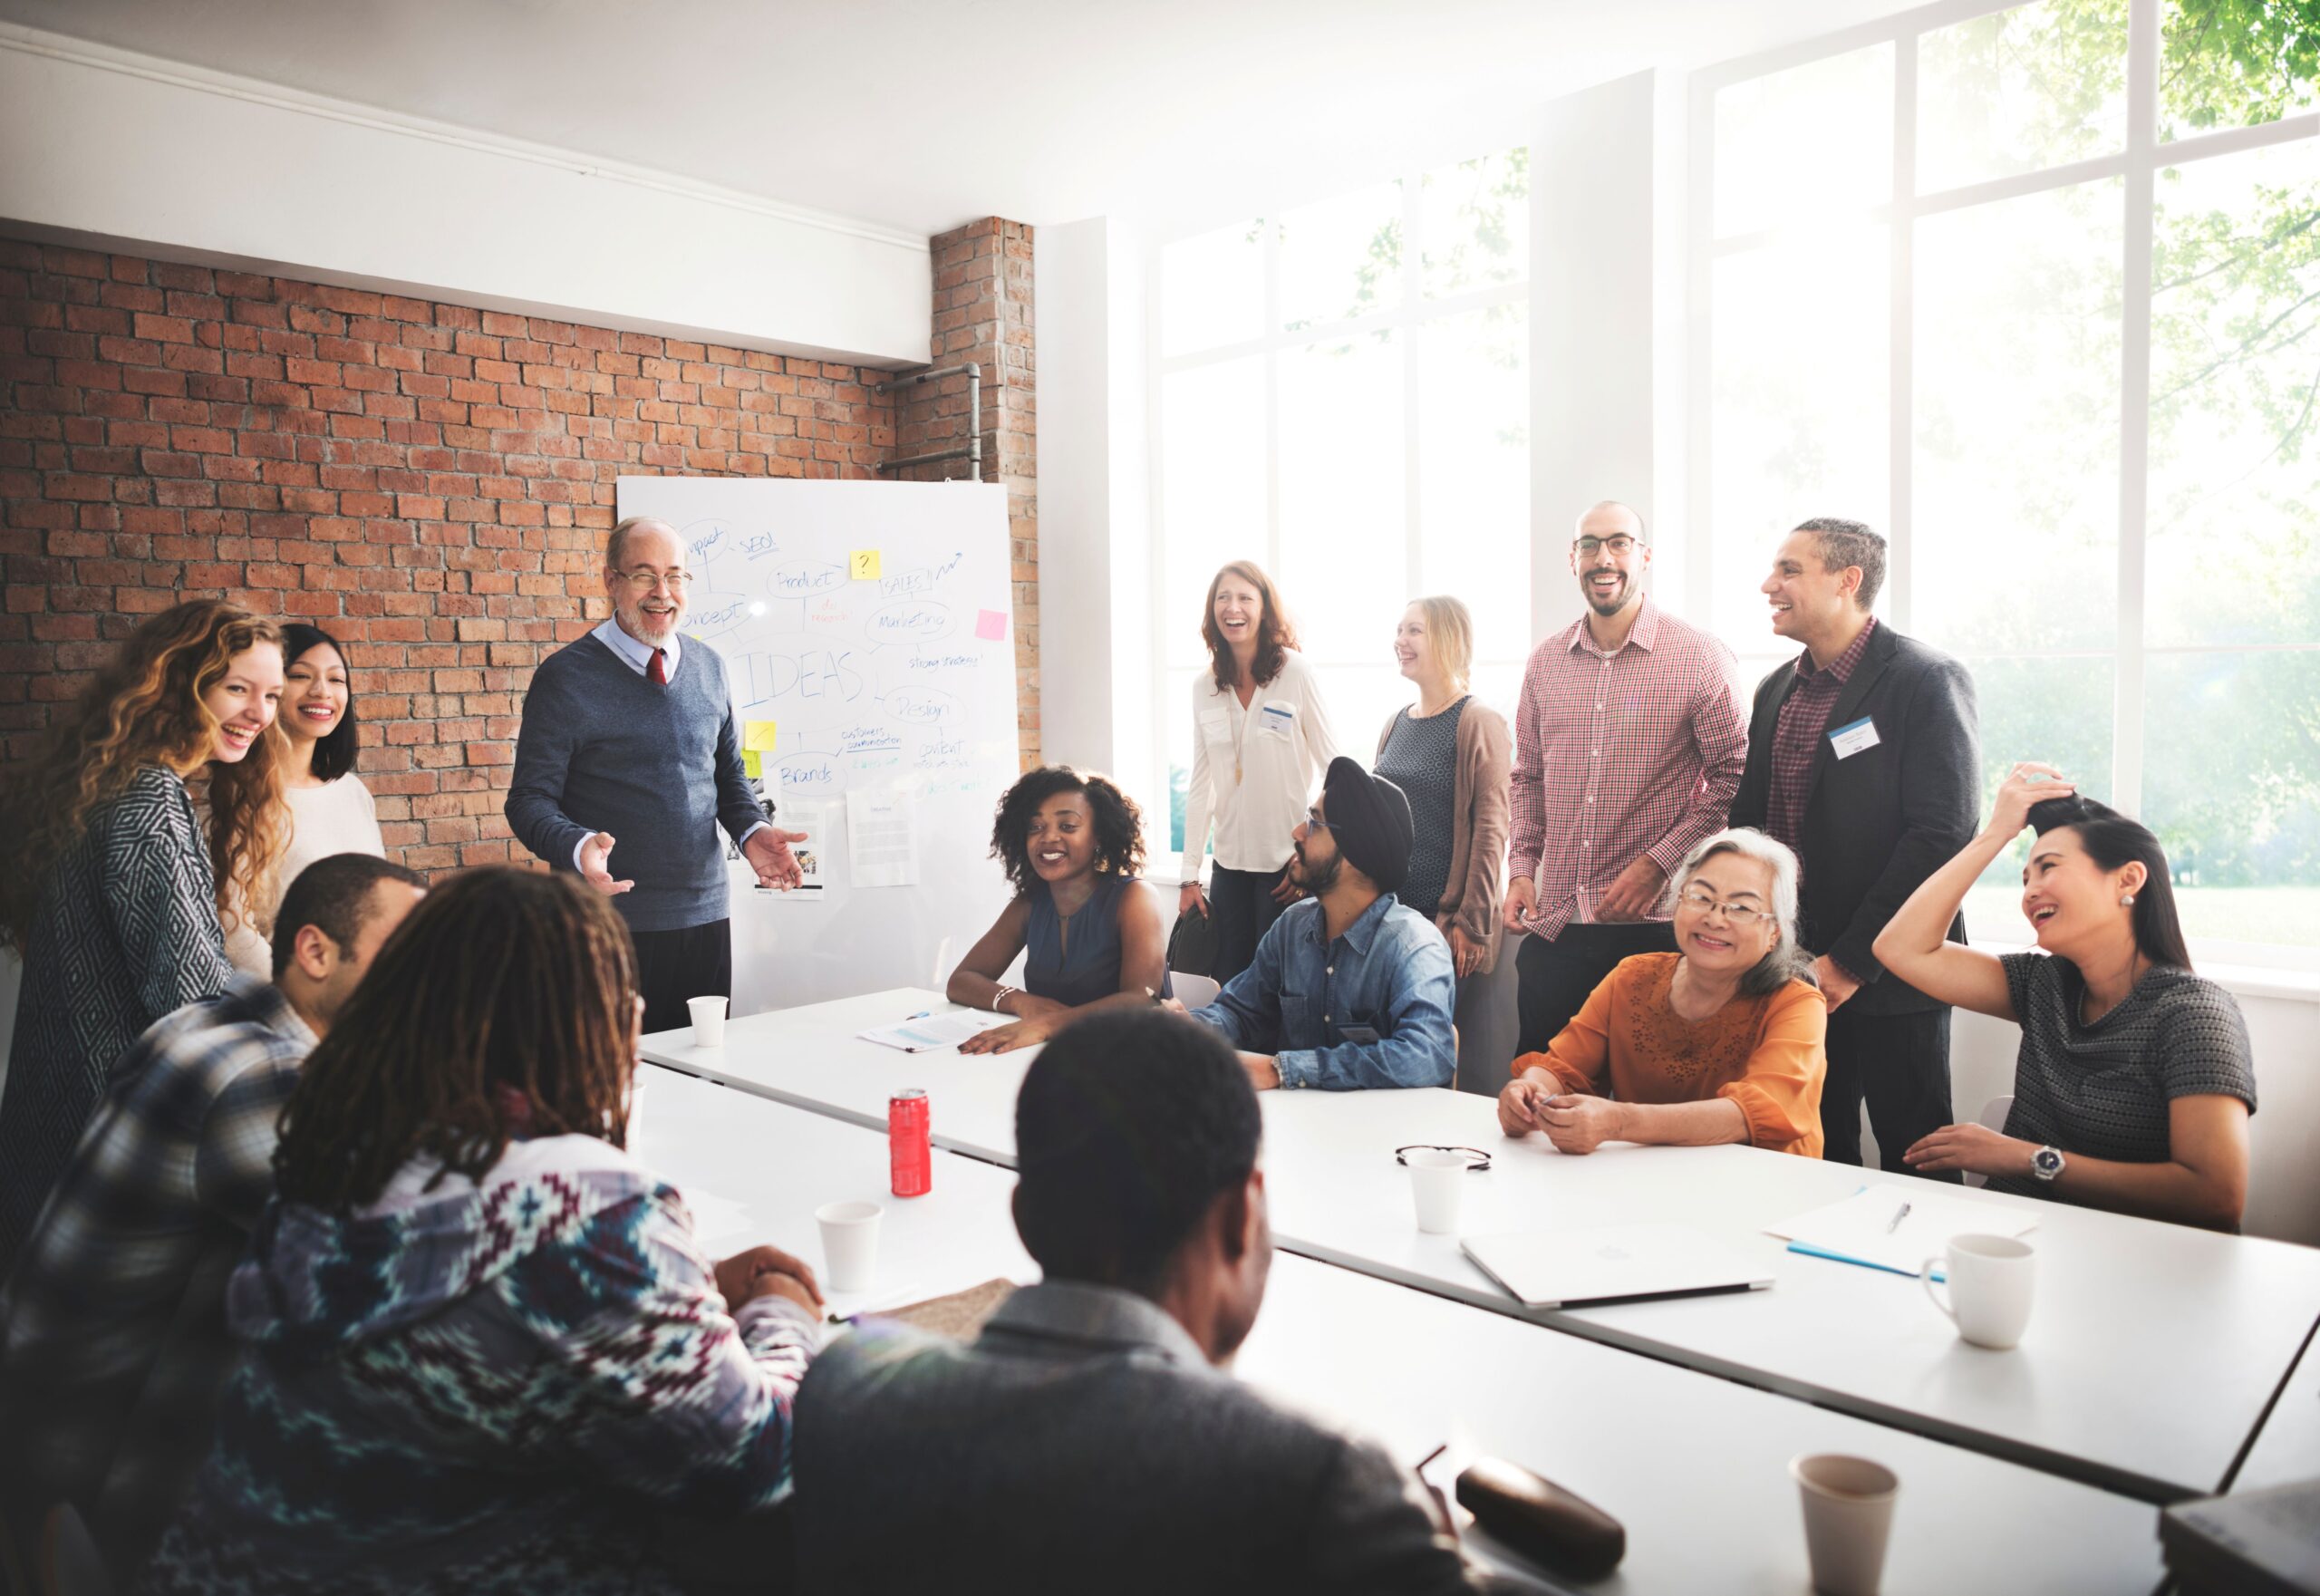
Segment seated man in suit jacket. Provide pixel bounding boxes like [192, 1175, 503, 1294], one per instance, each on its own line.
[790, 1008, 1516, 1595]
[1729, 518, 1981, 1177]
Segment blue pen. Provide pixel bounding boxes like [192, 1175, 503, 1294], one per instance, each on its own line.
[904, 1010, 931, 1020]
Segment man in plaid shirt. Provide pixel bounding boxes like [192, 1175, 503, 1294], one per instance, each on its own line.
[0, 853, 424, 1583]
[1503, 501, 1747, 1056]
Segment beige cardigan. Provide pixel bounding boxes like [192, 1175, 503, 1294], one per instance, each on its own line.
[1374, 696, 1513, 975]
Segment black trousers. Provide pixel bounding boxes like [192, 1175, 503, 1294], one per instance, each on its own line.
[632, 917, 734, 1038]
[1513, 921, 1678, 1057]
[1209, 865, 1289, 986]
[1821, 1003, 1961, 1183]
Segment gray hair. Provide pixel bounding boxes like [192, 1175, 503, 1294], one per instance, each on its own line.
[1660, 827, 1818, 997]
[605, 515, 679, 571]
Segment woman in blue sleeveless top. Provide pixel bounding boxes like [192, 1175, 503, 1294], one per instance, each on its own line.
[947, 767, 1169, 1053]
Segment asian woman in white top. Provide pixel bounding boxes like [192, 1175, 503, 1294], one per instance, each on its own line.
[1178, 561, 1339, 983]
[224, 623, 388, 975]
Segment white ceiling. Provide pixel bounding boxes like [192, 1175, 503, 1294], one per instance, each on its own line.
[2, 0, 1922, 237]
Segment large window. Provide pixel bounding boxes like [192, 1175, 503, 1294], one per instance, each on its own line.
[1151, 150, 1532, 857]
[1696, 0, 2318, 959]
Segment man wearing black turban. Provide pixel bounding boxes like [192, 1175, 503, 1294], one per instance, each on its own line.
[1181, 758, 1457, 1091]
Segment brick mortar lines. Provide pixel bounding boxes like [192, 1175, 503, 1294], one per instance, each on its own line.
[0, 234, 938, 876]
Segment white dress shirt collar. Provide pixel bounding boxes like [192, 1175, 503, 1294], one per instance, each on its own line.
[592, 615, 682, 680]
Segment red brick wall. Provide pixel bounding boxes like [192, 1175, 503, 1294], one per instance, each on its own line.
[0, 235, 918, 874]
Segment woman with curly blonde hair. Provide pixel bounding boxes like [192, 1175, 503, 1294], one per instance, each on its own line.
[0, 599, 289, 1273]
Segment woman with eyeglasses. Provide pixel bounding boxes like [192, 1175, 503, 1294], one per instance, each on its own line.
[1498, 828, 1828, 1157]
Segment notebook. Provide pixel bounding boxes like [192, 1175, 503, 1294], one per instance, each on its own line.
[1765, 1185, 2040, 1279]
[1462, 1223, 1775, 1310]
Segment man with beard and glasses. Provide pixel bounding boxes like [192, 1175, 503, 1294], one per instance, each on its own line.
[508, 516, 807, 1034]
[1503, 501, 1746, 1060]
[1183, 758, 1455, 1091]
[1730, 517, 1979, 1176]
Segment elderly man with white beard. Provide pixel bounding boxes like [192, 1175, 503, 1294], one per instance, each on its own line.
[508, 515, 805, 1032]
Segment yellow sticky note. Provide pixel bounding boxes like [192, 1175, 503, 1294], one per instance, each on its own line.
[744, 721, 779, 752]
[849, 548, 882, 580]
[742, 750, 763, 779]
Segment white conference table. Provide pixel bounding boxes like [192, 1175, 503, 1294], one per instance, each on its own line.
[644, 988, 2320, 1504]
[2230, 1322, 2320, 1494]
[631, 1064, 2168, 1594]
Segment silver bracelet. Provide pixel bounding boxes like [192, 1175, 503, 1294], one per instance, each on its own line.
[992, 984, 1018, 1015]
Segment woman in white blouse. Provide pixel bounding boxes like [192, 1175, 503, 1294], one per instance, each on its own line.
[224, 623, 389, 974]
[1178, 561, 1339, 983]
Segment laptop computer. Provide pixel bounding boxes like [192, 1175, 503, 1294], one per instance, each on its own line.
[1462, 1223, 1775, 1310]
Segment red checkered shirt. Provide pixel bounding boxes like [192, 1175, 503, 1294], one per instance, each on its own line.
[1507, 596, 1747, 940]
[1764, 616, 1878, 855]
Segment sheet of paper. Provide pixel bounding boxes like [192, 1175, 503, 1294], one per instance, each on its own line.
[975, 607, 1008, 642]
[767, 798, 827, 895]
[680, 1187, 756, 1250]
[857, 1011, 1004, 1052]
[1766, 1184, 2038, 1276]
[846, 788, 919, 888]
[882, 1278, 1016, 1340]
[849, 548, 882, 579]
[743, 720, 779, 752]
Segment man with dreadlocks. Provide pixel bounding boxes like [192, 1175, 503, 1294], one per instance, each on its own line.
[141, 867, 825, 1596]
[1, 853, 425, 1587]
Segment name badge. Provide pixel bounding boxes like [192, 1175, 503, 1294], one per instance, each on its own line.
[1260, 701, 1297, 739]
[1829, 716, 1880, 759]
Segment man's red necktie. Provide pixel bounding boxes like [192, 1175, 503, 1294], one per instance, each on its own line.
[648, 647, 668, 686]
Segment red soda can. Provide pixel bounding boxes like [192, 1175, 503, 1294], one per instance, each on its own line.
[889, 1088, 932, 1197]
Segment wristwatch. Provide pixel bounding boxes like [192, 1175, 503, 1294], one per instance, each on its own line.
[2031, 1145, 2066, 1183]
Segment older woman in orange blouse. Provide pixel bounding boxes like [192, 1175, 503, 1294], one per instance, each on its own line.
[1499, 828, 1828, 1157]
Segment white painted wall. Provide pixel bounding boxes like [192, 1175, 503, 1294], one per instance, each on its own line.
[1033, 216, 1153, 798]
[0, 24, 930, 365]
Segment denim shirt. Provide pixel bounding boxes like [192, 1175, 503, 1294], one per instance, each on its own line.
[1191, 893, 1456, 1090]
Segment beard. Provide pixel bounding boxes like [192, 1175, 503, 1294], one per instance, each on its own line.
[623, 599, 682, 642]
[1292, 846, 1343, 896]
[1583, 574, 1631, 617]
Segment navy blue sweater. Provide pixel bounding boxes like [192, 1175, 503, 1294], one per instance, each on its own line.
[506, 634, 768, 933]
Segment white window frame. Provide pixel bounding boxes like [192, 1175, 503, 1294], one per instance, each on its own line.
[1143, 162, 1532, 874]
[1687, 0, 2320, 968]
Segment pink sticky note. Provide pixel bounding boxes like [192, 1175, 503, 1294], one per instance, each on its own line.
[976, 608, 1008, 642]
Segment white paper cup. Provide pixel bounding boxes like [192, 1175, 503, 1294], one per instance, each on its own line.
[687, 995, 728, 1049]
[1921, 1233, 2035, 1350]
[1792, 1454, 1898, 1596]
[1405, 1149, 1471, 1235]
[816, 1200, 884, 1293]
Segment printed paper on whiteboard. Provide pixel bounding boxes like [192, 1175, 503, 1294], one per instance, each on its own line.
[847, 788, 919, 888]
[764, 798, 829, 896]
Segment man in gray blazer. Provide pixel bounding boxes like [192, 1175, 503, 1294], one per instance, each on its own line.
[1729, 518, 1981, 1175]
[791, 1009, 1513, 1594]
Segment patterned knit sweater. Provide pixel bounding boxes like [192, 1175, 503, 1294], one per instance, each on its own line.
[142, 1134, 818, 1595]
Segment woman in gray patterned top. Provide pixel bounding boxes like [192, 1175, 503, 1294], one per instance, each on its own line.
[0, 601, 290, 1275]
[1873, 762, 2254, 1231]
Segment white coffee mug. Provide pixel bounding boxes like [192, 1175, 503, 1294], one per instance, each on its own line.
[816, 1199, 884, 1294]
[1792, 1453, 1899, 1596]
[1405, 1149, 1474, 1235]
[687, 994, 728, 1049]
[1921, 1233, 2035, 1349]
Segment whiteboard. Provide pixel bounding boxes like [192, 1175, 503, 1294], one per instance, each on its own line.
[614, 477, 1019, 1014]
